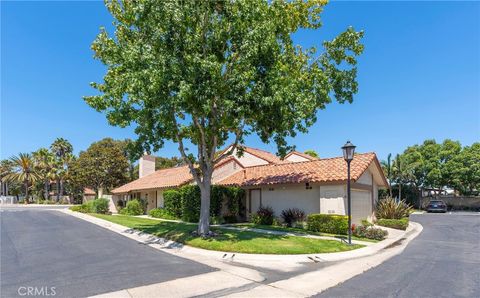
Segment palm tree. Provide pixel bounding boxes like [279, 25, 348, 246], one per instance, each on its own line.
[57, 153, 75, 202]
[3, 153, 39, 203]
[381, 153, 393, 197]
[50, 138, 73, 201]
[32, 148, 56, 200]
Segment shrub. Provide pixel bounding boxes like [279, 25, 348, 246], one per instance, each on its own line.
[119, 199, 144, 216]
[92, 198, 110, 214]
[377, 218, 409, 230]
[250, 206, 275, 225]
[163, 185, 244, 222]
[181, 185, 202, 222]
[281, 208, 306, 227]
[149, 208, 177, 220]
[84, 200, 96, 213]
[306, 214, 349, 235]
[354, 225, 388, 240]
[163, 189, 183, 218]
[70, 205, 89, 213]
[361, 219, 373, 227]
[376, 197, 413, 219]
[223, 215, 238, 224]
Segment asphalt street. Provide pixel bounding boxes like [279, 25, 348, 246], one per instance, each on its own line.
[0, 207, 215, 297]
[317, 213, 480, 298]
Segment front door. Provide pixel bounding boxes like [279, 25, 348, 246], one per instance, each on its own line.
[249, 189, 262, 214]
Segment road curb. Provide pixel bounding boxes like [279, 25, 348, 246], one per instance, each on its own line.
[62, 210, 421, 264]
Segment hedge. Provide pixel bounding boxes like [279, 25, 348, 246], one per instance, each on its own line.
[306, 214, 349, 235]
[376, 218, 409, 230]
[163, 189, 183, 218]
[149, 208, 178, 220]
[119, 199, 144, 216]
[69, 198, 109, 214]
[163, 185, 245, 223]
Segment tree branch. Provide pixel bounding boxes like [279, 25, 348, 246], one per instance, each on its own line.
[213, 123, 244, 164]
[171, 112, 202, 186]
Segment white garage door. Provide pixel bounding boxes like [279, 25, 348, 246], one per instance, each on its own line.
[351, 190, 372, 224]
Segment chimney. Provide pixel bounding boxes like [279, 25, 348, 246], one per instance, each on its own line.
[139, 154, 156, 178]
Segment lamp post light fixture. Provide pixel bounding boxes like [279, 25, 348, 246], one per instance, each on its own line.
[342, 141, 356, 245]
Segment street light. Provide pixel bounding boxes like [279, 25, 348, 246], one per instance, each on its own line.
[342, 141, 356, 245]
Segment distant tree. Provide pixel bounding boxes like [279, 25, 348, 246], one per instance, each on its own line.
[69, 138, 129, 196]
[381, 153, 393, 197]
[156, 156, 184, 170]
[438, 139, 462, 190]
[86, 0, 364, 235]
[304, 150, 319, 159]
[2, 153, 40, 202]
[50, 138, 73, 201]
[32, 148, 57, 199]
[444, 143, 480, 195]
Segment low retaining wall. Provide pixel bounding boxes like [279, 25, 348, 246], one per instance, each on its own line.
[420, 196, 480, 210]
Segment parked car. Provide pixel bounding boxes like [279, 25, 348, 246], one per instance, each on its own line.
[426, 200, 447, 213]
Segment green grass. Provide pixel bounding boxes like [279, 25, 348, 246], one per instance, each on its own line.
[230, 223, 379, 243]
[91, 214, 363, 254]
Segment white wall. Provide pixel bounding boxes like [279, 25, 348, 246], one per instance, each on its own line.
[212, 159, 242, 183]
[356, 170, 373, 185]
[254, 184, 321, 216]
[285, 153, 310, 163]
[231, 148, 269, 167]
[319, 185, 346, 215]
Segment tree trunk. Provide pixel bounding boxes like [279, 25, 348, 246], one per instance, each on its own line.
[24, 181, 29, 204]
[56, 180, 60, 202]
[44, 180, 49, 200]
[389, 183, 393, 197]
[398, 183, 402, 201]
[60, 179, 64, 200]
[198, 175, 212, 236]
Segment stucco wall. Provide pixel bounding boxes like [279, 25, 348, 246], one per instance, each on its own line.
[249, 184, 321, 216]
[212, 159, 242, 183]
[356, 170, 373, 185]
[231, 148, 269, 167]
[319, 184, 346, 215]
[285, 154, 310, 163]
[247, 183, 374, 224]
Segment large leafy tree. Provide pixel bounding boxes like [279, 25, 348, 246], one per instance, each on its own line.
[69, 138, 129, 196]
[86, 0, 364, 234]
[2, 153, 39, 202]
[444, 143, 480, 195]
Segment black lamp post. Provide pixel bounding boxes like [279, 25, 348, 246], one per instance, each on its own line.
[342, 141, 356, 245]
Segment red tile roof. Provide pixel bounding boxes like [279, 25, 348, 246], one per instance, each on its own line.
[242, 146, 284, 164]
[83, 188, 95, 195]
[218, 152, 386, 187]
[284, 151, 319, 161]
[111, 156, 244, 194]
[112, 166, 193, 194]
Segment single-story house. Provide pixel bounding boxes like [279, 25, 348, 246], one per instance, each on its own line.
[83, 188, 96, 202]
[111, 146, 388, 224]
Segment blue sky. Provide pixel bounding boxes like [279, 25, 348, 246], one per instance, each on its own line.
[2, 1, 479, 161]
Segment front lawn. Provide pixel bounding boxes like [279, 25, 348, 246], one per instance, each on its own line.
[231, 223, 380, 243]
[91, 214, 363, 254]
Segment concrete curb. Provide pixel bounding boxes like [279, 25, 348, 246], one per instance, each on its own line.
[63, 210, 418, 263]
[60, 210, 423, 297]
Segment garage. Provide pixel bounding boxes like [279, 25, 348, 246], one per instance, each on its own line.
[351, 190, 373, 224]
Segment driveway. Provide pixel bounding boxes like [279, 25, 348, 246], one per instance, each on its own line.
[317, 213, 480, 298]
[0, 207, 215, 297]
